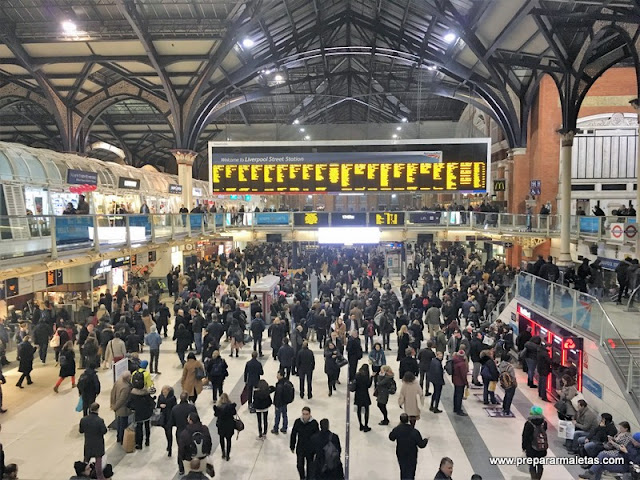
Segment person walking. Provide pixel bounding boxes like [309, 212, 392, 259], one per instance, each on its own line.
[15, 336, 36, 388]
[77, 362, 101, 416]
[417, 341, 435, 395]
[346, 330, 363, 382]
[451, 350, 469, 416]
[53, 341, 76, 392]
[311, 418, 344, 480]
[368, 342, 386, 387]
[296, 341, 315, 400]
[278, 338, 295, 379]
[290, 406, 319, 480]
[388, 413, 428, 480]
[244, 351, 264, 411]
[109, 371, 132, 445]
[324, 342, 340, 396]
[269, 317, 286, 360]
[157, 385, 177, 457]
[272, 372, 293, 434]
[181, 352, 205, 403]
[498, 352, 517, 415]
[78, 402, 107, 480]
[376, 365, 396, 425]
[353, 364, 373, 432]
[250, 313, 266, 357]
[523, 336, 541, 388]
[127, 381, 155, 450]
[174, 324, 191, 367]
[428, 351, 445, 413]
[177, 413, 213, 476]
[214, 393, 237, 461]
[522, 406, 548, 479]
[398, 371, 424, 427]
[170, 392, 198, 476]
[144, 325, 162, 374]
[33, 320, 50, 364]
[206, 350, 228, 403]
[253, 378, 273, 439]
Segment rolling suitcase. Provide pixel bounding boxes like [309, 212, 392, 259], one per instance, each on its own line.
[123, 425, 136, 453]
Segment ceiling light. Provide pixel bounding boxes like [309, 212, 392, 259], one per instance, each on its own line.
[304, 135, 311, 140]
[392, 134, 398, 139]
[274, 74, 284, 82]
[293, 119, 300, 125]
[264, 69, 271, 75]
[401, 117, 408, 123]
[427, 64, 438, 71]
[396, 126, 402, 131]
[444, 32, 457, 44]
[392, 194, 397, 199]
[61, 20, 77, 34]
[242, 38, 255, 48]
[299, 128, 305, 133]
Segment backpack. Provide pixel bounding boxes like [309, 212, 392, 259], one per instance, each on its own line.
[530, 421, 548, 452]
[131, 370, 145, 389]
[282, 380, 295, 404]
[59, 351, 68, 367]
[444, 359, 454, 375]
[77, 371, 90, 394]
[190, 430, 212, 459]
[209, 360, 225, 377]
[322, 439, 340, 472]
[499, 371, 514, 390]
[389, 378, 397, 395]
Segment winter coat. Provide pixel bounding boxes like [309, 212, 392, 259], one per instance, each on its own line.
[59, 349, 76, 378]
[269, 323, 286, 351]
[523, 339, 540, 361]
[368, 348, 386, 367]
[110, 377, 132, 417]
[522, 416, 548, 458]
[417, 348, 434, 372]
[398, 380, 424, 417]
[296, 347, 316, 374]
[127, 388, 155, 422]
[388, 423, 428, 461]
[104, 338, 126, 363]
[244, 358, 264, 386]
[451, 354, 468, 387]
[79, 412, 107, 459]
[156, 391, 177, 427]
[181, 359, 205, 396]
[174, 327, 192, 352]
[78, 368, 101, 402]
[290, 418, 320, 455]
[353, 372, 372, 407]
[375, 374, 395, 405]
[214, 402, 237, 438]
[428, 357, 445, 387]
[206, 356, 228, 382]
[536, 347, 552, 376]
[575, 406, 599, 433]
[311, 430, 344, 480]
[497, 360, 518, 388]
[278, 344, 295, 367]
[558, 384, 578, 417]
[324, 349, 340, 377]
[253, 383, 273, 411]
[17, 341, 36, 373]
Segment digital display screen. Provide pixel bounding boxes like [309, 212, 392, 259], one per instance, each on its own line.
[210, 141, 489, 194]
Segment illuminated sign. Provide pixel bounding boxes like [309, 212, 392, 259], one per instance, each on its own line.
[168, 184, 183, 194]
[210, 142, 490, 194]
[518, 305, 532, 319]
[564, 338, 576, 350]
[92, 260, 112, 276]
[318, 227, 381, 245]
[5, 278, 18, 298]
[118, 177, 140, 190]
[293, 212, 330, 227]
[331, 213, 367, 227]
[370, 212, 405, 226]
[493, 179, 506, 192]
[46, 270, 63, 288]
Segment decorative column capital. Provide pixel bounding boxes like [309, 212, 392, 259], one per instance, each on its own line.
[171, 149, 197, 167]
[630, 98, 639, 110]
[510, 147, 527, 157]
[556, 129, 579, 147]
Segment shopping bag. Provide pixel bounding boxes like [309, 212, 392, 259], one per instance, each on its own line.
[557, 420, 572, 439]
[240, 384, 250, 405]
[123, 425, 136, 453]
[75, 396, 83, 413]
[488, 381, 497, 392]
[150, 408, 163, 427]
[463, 386, 470, 399]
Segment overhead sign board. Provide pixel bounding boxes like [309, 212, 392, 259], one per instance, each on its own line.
[370, 212, 405, 226]
[118, 177, 140, 190]
[168, 184, 183, 194]
[67, 169, 98, 186]
[293, 212, 330, 227]
[331, 212, 367, 227]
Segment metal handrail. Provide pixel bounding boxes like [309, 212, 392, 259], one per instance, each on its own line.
[627, 285, 640, 311]
[516, 271, 640, 394]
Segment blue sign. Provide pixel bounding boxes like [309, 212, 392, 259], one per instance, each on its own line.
[189, 214, 203, 230]
[582, 374, 603, 399]
[579, 217, 600, 234]
[255, 213, 290, 226]
[55, 215, 93, 245]
[67, 169, 98, 185]
[597, 256, 620, 271]
[129, 215, 151, 236]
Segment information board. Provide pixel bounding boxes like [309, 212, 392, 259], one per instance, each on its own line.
[210, 141, 489, 194]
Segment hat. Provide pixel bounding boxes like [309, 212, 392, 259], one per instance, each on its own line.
[530, 406, 543, 416]
[457, 350, 465, 356]
[633, 433, 640, 442]
[140, 360, 149, 369]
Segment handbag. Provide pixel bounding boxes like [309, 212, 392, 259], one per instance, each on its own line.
[234, 414, 245, 439]
[488, 381, 497, 392]
[336, 356, 348, 368]
[195, 367, 206, 381]
[49, 334, 60, 348]
[75, 396, 83, 413]
[373, 387, 379, 397]
[150, 408, 163, 427]
[348, 380, 357, 392]
[243, 334, 252, 344]
[240, 384, 250, 405]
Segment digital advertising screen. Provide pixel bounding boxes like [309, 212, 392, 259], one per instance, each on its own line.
[209, 140, 490, 194]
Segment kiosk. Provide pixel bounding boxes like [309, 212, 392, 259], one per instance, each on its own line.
[250, 275, 281, 323]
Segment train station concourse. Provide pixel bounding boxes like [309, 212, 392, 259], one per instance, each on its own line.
[2, 1, 640, 480]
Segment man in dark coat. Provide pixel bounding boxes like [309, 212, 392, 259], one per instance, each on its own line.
[244, 351, 264, 409]
[250, 313, 266, 357]
[77, 364, 101, 416]
[310, 418, 344, 480]
[296, 341, 315, 400]
[290, 407, 319, 480]
[536, 344, 552, 402]
[278, 338, 295, 379]
[79, 402, 107, 479]
[170, 392, 198, 475]
[388, 413, 428, 480]
[16, 336, 36, 388]
[417, 342, 435, 395]
[346, 330, 363, 382]
[398, 348, 419, 381]
[428, 352, 445, 413]
[33, 321, 50, 364]
[178, 412, 212, 473]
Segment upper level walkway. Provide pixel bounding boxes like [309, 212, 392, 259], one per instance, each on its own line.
[0, 211, 635, 268]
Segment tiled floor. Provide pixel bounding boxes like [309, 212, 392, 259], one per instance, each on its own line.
[0, 325, 586, 480]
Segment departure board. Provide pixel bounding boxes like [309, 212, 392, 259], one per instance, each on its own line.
[210, 141, 490, 194]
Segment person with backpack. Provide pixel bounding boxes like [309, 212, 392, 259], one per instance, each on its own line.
[178, 412, 214, 476]
[206, 350, 228, 403]
[521, 406, 548, 479]
[290, 406, 320, 480]
[253, 378, 273, 439]
[126, 377, 155, 450]
[77, 362, 101, 417]
[272, 371, 294, 434]
[53, 341, 76, 393]
[181, 352, 205, 403]
[480, 349, 499, 406]
[498, 352, 517, 416]
[296, 341, 315, 400]
[428, 351, 445, 414]
[388, 413, 429, 480]
[311, 418, 344, 480]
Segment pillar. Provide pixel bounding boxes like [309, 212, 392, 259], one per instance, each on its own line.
[632, 100, 640, 256]
[507, 148, 527, 268]
[558, 131, 575, 266]
[171, 150, 197, 210]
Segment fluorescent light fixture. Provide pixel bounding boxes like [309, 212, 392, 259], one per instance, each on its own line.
[62, 20, 77, 34]
[392, 134, 398, 139]
[427, 64, 438, 71]
[299, 128, 305, 132]
[396, 126, 402, 131]
[304, 135, 311, 140]
[307, 195, 312, 199]
[264, 69, 271, 75]
[318, 227, 381, 245]
[242, 38, 255, 48]
[444, 32, 457, 44]
[401, 117, 408, 123]
[391, 194, 397, 198]
[274, 74, 284, 82]
[293, 119, 300, 125]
